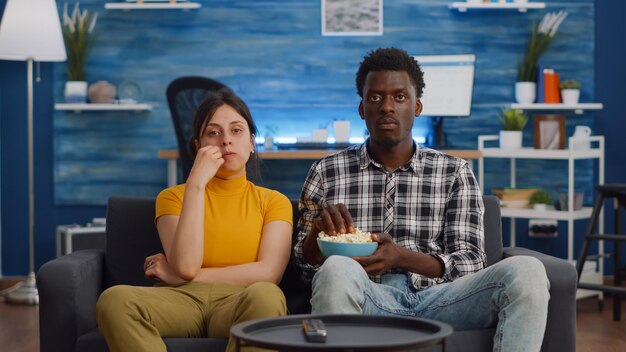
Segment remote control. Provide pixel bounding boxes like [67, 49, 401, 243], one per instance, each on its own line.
[302, 318, 327, 343]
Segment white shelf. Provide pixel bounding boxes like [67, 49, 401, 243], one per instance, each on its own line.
[477, 134, 605, 265]
[478, 135, 604, 159]
[501, 207, 593, 221]
[104, 2, 201, 10]
[449, 2, 545, 13]
[55, 103, 153, 112]
[480, 147, 603, 160]
[510, 103, 604, 114]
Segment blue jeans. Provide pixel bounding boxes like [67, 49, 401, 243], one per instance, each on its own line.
[311, 255, 550, 352]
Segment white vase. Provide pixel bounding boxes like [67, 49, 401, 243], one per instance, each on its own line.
[333, 121, 351, 143]
[515, 82, 536, 104]
[311, 129, 328, 143]
[499, 130, 523, 149]
[65, 81, 88, 103]
[561, 89, 580, 105]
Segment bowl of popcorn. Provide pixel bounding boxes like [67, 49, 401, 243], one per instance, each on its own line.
[317, 228, 378, 258]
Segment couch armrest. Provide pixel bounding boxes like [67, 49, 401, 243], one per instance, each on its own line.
[37, 250, 105, 352]
[502, 247, 577, 352]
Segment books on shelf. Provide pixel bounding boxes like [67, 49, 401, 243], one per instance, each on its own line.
[544, 69, 561, 103]
[536, 64, 545, 103]
[535, 67, 561, 103]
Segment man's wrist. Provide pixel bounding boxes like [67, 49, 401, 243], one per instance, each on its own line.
[429, 254, 446, 278]
[397, 247, 445, 278]
[303, 232, 324, 265]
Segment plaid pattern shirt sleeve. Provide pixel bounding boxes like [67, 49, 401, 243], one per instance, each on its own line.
[293, 144, 486, 290]
[293, 159, 326, 284]
[429, 161, 486, 284]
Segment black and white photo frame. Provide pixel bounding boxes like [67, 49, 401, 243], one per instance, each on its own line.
[322, 0, 383, 36]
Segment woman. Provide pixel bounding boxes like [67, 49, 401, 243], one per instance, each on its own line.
[96, 88, 293, 352]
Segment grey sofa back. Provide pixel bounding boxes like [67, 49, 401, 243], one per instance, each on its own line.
[104, 196, 162, 288]
[103, 195, 502, 289]
[482, 195, 503, 267]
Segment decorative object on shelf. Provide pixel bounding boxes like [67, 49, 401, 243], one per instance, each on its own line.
[0, 0, 67, 305]
[498, 108, 528, 149]
[311, 128, 328, 143]
[64, 80, 88, 103]
[543, 68, 561, 103]
[516, 11, 568, 103]
[558, 191, 583, 211]
[515, 81, 536, 104]
[492, 188, 538, 208]
[533, 114, 565, 149]
[263, 125, 278, 150]
[118, 80, 143, 104]
[88, 80, 117, 104]
[333, 120, 351, 143]
[570, 125, 591, 151]
[529, 189, 553, 210]
[560, 80, 581, 104]
[62, 3, 98, 103]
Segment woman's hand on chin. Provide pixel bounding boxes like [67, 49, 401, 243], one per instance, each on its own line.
[187, 145, 224, 188]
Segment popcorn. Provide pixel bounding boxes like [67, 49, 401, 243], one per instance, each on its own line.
[318, 227, 373, 243]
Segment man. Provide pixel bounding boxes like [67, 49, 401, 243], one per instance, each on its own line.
[294, 48, 549, 352]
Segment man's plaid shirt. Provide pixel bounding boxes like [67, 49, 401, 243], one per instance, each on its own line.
[294, 142, 486, 290]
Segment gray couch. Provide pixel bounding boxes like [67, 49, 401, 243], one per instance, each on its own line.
[37, 195, 576, 352]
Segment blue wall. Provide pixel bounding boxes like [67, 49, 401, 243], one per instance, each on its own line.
[1, 0, 623, 275]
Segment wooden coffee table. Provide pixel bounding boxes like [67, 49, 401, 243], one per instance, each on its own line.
[231, 314, 453, 352]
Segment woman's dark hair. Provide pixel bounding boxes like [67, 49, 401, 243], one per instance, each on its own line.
[355, 47, 425, 99]
[189, 88, 261, 180]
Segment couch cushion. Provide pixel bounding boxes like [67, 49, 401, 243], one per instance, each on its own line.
[104, 196, 163, 288]
[482, 196, 503, 267]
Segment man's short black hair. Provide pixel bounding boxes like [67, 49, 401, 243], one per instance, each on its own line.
[355, 47, 425, 99]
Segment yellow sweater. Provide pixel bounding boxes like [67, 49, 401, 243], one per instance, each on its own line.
[155, 174, 292, 268]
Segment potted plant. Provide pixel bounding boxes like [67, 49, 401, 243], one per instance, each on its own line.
[499, 109, 528, 149]
[529, 189, 553, 210]
[560, 80, 581, 105]
[516, 11, 568, 104]
[62, 3, 98, 103]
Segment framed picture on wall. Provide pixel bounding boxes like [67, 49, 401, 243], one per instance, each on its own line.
[322, 0, 383, 36]
[534, 114, 566, 149]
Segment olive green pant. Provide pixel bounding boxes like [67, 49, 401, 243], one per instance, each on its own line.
[96, 281, 286, 352]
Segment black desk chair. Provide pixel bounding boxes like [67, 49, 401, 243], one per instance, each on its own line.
[576, 184, 626, 320]
[166, 76, 228, 183]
